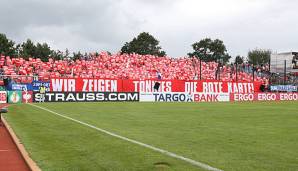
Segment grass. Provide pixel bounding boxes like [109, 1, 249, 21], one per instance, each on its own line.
[4, 101, 298, 171]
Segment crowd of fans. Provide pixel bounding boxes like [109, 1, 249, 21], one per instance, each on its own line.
[0, 52, 269, 85]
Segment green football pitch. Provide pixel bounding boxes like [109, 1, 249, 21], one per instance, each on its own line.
[4, 101, 298, 171]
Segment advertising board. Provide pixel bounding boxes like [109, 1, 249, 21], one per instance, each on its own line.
[231, 93, 298, 101]
[140, 93, 193, 102]
[270, 85, 297, 92]
[140, 92, 230, 102]
[0, 91, 7, 103]
[7, 91, 22, 103]
[10, 83, 33, 91]
[32, 81, 51, 92]
[193, 93, 230, 102]
[33, 92, 139, 102]
[22, 91, 33, 103]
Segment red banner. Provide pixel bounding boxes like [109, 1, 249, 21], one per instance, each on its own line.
[50, 78, 262, 93]
[50, 78, 121, 92]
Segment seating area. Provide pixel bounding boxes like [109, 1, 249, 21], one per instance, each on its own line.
[0, 52, 268, 84]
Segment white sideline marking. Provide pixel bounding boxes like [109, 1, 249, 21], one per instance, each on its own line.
[0, 150, 10, 152]
[29, 103, 223, 171]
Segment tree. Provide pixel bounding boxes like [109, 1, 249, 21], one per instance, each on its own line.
[51, 50, 63, 61]
[248, 49, 271, 65]
[35, 43, 52, 62]
[19, 39, 36, 59]
[188, 38, 231, 64]
[0, 33, 16, 57]
[64, 48, 70, 59]
[120, 32, 166, 57]
[106, 51, 112, 56]
[235, 55, 244, 64]
[73, 51, 82, 61]
[18, 39, 53, 61]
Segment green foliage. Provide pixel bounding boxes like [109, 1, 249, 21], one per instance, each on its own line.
[64, 49, 70, 59]
[19, 39, 36, 59]
[235, 55, 244, 64]
[188, 38, 231, 64]
[50, 50, 63, 61]
[0, 33, 16, 57]
[248, 49, 271, 65]
[73, 51, 82, 61]
[106, 51, 112, 56]
[35, 43, 52, 62]
[18, 39, 54, 62]
[121, 32, 166, 57]
[0, 33, 61, 61]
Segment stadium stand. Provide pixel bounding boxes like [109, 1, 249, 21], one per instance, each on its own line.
[0, 52, 268, 84]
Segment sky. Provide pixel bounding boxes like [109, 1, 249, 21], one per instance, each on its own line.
[0, 0, 297, 59]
